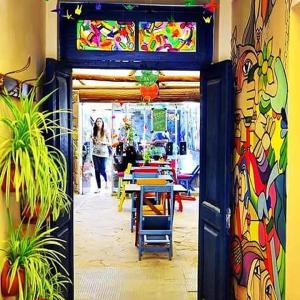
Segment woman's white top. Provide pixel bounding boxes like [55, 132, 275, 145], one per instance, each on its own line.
[92, 130, 110, 158]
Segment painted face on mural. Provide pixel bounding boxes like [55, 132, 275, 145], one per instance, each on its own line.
[232, 239, 276, 300]
[234, 45, 259, 142]
[234, 165, 251, 239]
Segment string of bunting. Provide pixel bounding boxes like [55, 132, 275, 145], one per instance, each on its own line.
[46, 0, 219, 23]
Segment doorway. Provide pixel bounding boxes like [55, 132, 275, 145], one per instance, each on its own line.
[73, 68, 201, 299]
[48, 3, 232, 299]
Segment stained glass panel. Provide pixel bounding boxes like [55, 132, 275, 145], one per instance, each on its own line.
[139, 22, 196, 52]
[77, 20, 135, 51]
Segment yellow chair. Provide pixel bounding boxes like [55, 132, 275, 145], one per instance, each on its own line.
[117, 163, 132, 212]
[132, 179, 168, 231]
[135, 178, 166, 186]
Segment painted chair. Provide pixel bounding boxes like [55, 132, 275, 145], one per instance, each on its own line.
[170, 163, 197, 212]
[117, 163, 132, 212]
[138, 184, 174, 260]
[131, 178, 166, 233]
[132, 167, 160, 174]
[177, 165, 200, 195]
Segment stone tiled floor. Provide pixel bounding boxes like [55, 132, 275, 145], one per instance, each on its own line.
[74, 186, 198, 300]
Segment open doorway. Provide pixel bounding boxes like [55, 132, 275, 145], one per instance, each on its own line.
[72, 68, 200, 299]
[47, 3, 233, 299]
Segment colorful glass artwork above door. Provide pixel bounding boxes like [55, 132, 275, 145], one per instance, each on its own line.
[77, 20, 135, 51]
[139, 21, 196, 52]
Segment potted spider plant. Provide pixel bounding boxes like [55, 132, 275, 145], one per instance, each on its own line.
[33, 270, 70, 300]
[0, 224, 68, 299]
[0, 87, 70, 221]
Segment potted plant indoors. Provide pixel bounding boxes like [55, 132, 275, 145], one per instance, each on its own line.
[143, 148, 152, 165]
[0, 87, 70, 222]
[150, 146, 161, 160]
[0, 224, 69, 299]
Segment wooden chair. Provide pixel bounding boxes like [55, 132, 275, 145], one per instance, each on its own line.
[138, 185, 174, 260]
[117, 163, 132, 212]
[131, 178, 166, 233]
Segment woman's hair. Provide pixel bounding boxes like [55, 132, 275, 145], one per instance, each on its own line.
[93, 118, 105, 137]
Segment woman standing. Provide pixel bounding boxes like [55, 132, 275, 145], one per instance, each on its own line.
[92, 118, 111, 192]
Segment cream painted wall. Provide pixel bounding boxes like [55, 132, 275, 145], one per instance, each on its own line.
[286, 3, 300, 299]
[214, 0, 232, 61]
[0, 0, 46, 81]
[46, 0, 58, 59]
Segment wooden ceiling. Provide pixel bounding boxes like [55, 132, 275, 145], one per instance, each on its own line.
[73, 70, 201, 102]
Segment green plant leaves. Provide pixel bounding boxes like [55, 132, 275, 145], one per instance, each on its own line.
[0, 225, 69, 300]
[0, 87, 70, 221]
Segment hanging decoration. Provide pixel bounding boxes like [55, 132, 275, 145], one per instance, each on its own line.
[184, 0, 196, 6]
[123, 4, 136, 11]
[95, 3, 102, 11]
[62, 9, 74, 20]
[135, 70, 159, 86]
[203, 0, 219, 13]
[203, 15, 212, 24]
[135, 70, 160, 102]
[140, 84, 159, 102]
[75, 5, 83, 16]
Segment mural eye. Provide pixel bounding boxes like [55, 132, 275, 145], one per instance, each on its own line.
[265, 284, 272, 296]
[254, 263, 261, 277]
[243, 59, 253, 75]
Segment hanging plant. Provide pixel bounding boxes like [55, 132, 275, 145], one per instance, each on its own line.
[135, 70, 159, 87]
[140, 83, 159, 102]
[184, 0, 196, 6]
[135, 70, 160, 101]
[0, 87, 70, 222]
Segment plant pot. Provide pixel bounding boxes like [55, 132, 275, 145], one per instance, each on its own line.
[140, 83, 159, 101]
[21, 202, 51, 224]
[1, 260, 25, 297]
[152, 155, 160, 161]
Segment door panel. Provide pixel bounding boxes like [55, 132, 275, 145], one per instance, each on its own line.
[198, 60, 234, 300]
[43, 58, 73, 300]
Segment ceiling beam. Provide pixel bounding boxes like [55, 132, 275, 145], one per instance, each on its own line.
[72, 73, 200, 82]
[73, 81, 200, 90]
[78, 88, 200, 102]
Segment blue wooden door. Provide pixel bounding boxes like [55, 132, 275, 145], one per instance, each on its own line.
[198, 60, 234, 300]
[43, 58, 74, 300]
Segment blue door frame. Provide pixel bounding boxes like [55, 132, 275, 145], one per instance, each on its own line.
[59, 3, 213, 70]
[51, 3, 234, 300]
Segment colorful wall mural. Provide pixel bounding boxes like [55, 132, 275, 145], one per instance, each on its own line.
[231, 0, 290, 299]
[77, 20, 135, 51]
[139, 21, 196, 52]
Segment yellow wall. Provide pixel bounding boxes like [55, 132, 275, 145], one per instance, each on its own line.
[0, 0, 46, 81]
[46, 0, 58, 59]
[0, 1, 45, 299]
[286, 3, 300, 299]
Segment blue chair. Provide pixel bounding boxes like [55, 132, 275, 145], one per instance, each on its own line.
[177, 165, 200, 195]
[138, 185, 174, 260]
[130, 172, 159, 232]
